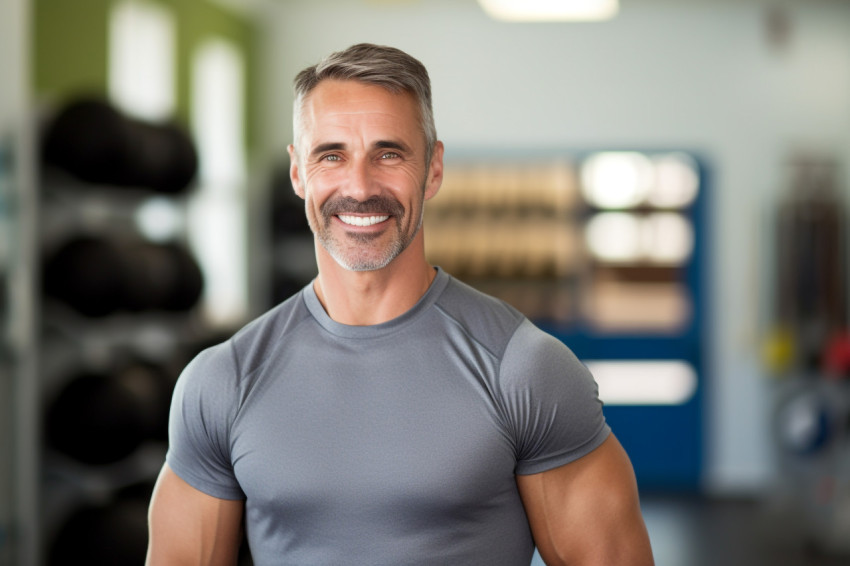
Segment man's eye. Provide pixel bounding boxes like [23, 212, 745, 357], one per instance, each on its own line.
[321, 154, 341, 162]
[380, 152, 400, 160]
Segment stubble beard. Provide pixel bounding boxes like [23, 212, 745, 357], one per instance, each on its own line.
[309, 191, 425, 272]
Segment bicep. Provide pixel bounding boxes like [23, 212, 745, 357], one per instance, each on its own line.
[516, 435, 654, 566]
[146, 464, 245, 566]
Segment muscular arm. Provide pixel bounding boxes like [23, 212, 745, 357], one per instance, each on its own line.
[146, 464, 245, 566]
[517, 435, 654, 566]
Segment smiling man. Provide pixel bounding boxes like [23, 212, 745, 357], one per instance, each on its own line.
[296, 79, 436, 274]
[146, 44, 654, 566]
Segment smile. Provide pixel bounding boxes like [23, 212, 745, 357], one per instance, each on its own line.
[337, 214, 390, 227]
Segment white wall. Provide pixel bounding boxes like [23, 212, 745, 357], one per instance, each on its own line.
[256, 0, 850, 494]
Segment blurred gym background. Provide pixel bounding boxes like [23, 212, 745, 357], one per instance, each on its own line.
[1, 0, 849, 564]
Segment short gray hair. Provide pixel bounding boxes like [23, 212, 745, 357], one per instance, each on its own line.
[292, 43, 437, 164]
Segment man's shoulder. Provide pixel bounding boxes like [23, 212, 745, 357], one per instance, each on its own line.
[235, 288, 311, 337]
[220, 288, 313, 373]
[175, 289, 313, 407]
[434, 274, 527, 358]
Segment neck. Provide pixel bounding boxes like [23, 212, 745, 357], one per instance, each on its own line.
[312, 235, 436, 326]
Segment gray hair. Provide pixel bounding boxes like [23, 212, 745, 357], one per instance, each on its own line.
[292, 43, 437, 164]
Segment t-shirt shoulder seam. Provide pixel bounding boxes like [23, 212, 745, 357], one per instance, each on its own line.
[496, 319, 543, 391]
[492, 320, 533, 442]
[433, 302, 524, 362]
[230, 300, 313, 386]
[227, 301, 314, 439]
[433, 301, 526, 443]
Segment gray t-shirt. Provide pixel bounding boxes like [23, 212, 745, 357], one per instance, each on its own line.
[167, 268, 609, 565]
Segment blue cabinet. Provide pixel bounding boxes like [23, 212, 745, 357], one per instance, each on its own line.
[541, 151, 710, 490]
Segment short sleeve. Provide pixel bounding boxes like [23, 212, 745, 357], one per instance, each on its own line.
[499, 319, 610, 475]
[165, 341, 246, 500]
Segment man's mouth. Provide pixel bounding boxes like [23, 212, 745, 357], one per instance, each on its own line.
[336, 214, 390, 227]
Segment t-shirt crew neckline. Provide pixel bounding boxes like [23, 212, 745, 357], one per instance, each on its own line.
[302, 267, 449, 339]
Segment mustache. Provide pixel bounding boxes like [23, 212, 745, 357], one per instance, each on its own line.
[321, 195, 405, 221]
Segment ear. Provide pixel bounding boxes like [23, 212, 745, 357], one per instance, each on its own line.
[288, 144, 305, 200]
[424, 141, 444, 201]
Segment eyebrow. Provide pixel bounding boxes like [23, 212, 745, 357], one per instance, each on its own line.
[308, 140, 412, 159]
[309, 142, 345, 159]
[374, 140, 410, 153]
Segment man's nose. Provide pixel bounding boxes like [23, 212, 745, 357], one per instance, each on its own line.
[341, 157, 381, 201]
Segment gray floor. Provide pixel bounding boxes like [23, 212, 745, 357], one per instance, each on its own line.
[530, 492, 850, 566]
[637, 494, 849, 566]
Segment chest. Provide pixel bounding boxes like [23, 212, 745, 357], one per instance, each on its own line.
[229, 337, 518, 522]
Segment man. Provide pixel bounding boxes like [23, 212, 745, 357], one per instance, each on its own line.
[147, 43, 654, 566]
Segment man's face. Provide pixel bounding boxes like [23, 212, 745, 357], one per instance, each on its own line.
[288, 80, 441, 272]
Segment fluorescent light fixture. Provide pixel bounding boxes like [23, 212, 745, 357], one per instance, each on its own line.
[586, 360, 698, 405]
[649, 153, 700, 209]
[585, 212, 642, 263]
[641, 212, 694, 265]
[581, 152, 654, 209]
[478, 0, 619, 22]
[584, 211, 694, 265]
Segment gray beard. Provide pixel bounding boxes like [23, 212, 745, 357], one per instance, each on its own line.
[319, 216, 421, 272]
[313, 188, 426, 272]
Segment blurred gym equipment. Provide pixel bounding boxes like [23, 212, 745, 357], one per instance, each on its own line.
[47, 482, 152, 566]
[44, 359, 175, 465]
[42, 97, 198, 194]
[42, 235, 203, 317]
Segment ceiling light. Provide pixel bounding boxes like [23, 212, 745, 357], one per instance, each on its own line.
[477, 0, 619, 22]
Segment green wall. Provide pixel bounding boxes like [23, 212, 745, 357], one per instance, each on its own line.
[34, 0, 257, 149]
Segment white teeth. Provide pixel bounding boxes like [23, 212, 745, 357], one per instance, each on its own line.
[337, 214, 389, 227]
